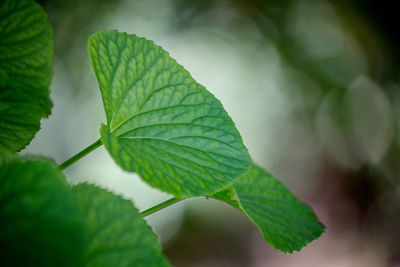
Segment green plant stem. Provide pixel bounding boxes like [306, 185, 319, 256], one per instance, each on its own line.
[140, 197, 181, 217]
[59, 138, 103, 170]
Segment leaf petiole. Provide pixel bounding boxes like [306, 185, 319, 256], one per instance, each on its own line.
[59, 138, 103, 170]
[140, 197, 181, 217]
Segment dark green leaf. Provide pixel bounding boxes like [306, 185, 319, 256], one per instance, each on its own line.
[0, 156, 85, 266]
[0, 0, 53, 153]
[89, 30, 251, 198]
[72, 183, 171, 267]
[213, 164, 325, 252]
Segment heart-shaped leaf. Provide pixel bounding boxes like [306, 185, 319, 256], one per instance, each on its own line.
[0, 156, 85, 266]
[0, 0, 53, 153]
[89, 30, 251, 198]
[213, 164, 325, 252]
[72, 183, 171, 267]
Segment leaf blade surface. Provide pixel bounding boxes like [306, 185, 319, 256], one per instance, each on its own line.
[213, 164, 325, 252]
[72, 183, 171, 267]
[90, 30, 251, 197]
[0, 0, 53, 153]
[0, 156, 85, 266]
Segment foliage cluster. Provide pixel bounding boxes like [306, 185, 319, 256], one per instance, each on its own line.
[0, 0, 324, 265]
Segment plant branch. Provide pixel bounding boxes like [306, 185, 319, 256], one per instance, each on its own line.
[140, 197, 181, 217]
[59, 138, 103, 170]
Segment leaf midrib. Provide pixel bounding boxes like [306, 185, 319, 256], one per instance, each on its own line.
[109, 85, 190, 133]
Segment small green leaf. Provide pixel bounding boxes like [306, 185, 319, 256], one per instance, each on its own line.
[72, 183, 171, 267]
[0, 156, 85, 266]
[213, 164, 325, 253]
[89, 30, 251, 198]
[0, 0, 53, 153]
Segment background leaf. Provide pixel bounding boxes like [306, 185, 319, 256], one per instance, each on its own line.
[72, 183, 171, 267]
[0, 0, 53, 153]
[89, 30, 251, 198]
[213, 164, 325, 253]
[0, 156, 85, 266]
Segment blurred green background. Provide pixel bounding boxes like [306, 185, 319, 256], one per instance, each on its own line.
[24, 0, 400, 266]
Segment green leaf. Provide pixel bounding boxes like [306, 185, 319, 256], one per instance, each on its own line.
[0, 156, 85, 266]
[72, 183, 171, 267]
[213, 164, 325, 253]
[0, 0, 53, 153]
[89, 30, 251, 198]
